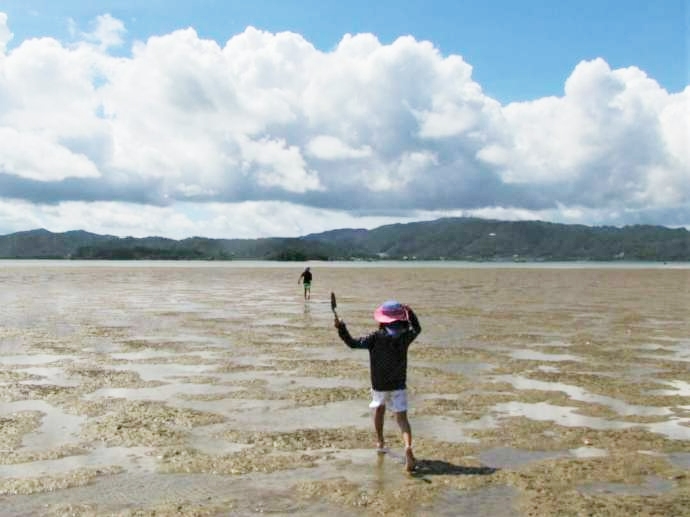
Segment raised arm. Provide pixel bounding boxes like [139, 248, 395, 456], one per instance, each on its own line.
[406, 306, 421, 335]
[335, 318, 374, 350]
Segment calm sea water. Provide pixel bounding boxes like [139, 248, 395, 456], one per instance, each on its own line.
[2, 259, 690, 268]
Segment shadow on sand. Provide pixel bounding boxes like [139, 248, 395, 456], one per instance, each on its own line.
[412, 459, 498, 480]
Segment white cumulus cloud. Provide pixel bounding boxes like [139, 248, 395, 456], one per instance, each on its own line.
[481, 59, 689, 211]
[0, 127, 100, 181]
[81, 13, 126, 50]
[306, 135, 372, 160]
[0, 13, 687, 238]
[0, 12, 12, 53]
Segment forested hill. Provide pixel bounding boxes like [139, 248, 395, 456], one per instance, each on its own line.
[0, 218, 689, 261]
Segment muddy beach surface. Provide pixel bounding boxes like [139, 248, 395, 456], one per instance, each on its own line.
[0, 260, 688, 516]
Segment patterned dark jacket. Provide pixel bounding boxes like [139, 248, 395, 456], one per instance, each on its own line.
[337, 309, 421, 391]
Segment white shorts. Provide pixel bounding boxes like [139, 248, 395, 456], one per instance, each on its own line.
[368, 389, 408, 413]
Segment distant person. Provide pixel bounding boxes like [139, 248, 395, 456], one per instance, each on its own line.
[334, 300, 421, 472]
[298, 266, 312, 300]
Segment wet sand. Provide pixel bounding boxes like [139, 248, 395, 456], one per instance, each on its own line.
[0, 261, 688, 516]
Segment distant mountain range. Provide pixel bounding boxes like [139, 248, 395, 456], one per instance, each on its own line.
[1, 218, 689, 261]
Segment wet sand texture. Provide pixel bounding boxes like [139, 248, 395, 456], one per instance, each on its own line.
[0, 263, 688, 516]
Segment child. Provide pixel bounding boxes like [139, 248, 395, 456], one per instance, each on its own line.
[334, 300, 421, 471]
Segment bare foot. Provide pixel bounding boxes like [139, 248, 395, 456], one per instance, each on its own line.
[405, 447, 416, 472]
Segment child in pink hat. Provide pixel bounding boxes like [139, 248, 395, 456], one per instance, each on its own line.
[334, 300, 421, 471]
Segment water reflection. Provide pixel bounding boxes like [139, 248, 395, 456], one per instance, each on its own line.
[492, 374, 673, 416]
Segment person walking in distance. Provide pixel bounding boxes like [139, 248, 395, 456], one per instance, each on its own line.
[334, 300, 421, 471]
[298, 267, 312, 300]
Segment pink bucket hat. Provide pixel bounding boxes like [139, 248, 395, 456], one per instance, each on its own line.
[374, 300, 408, 323]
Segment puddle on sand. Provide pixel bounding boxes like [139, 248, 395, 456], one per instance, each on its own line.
[110, 350, 180, 361]
[489, 401, 690, 440]
[0, 400, 85, 451]
[413, 415, 481, 443]
[578, 475, 674, 496]
[478, 445, 609, 469]
[666, 451, 690, 470]
[643, 418, 690, 440]
[17, 367, 81, 387]
[493, 374, 673, 416]
[530, 340, 573, 348]
[0, 446, 156, 478]
[569, 446, 608, 458]
[626, 365, 668, 381]
[83, 382, 238, 403]
[263, 374, 364, 390]
[186, 425, 252, 456]
[419, 485, 519, 517]
[0, 354, 72, 366]
[491, 401, 633, 431]
[650, 380, 690, 396]
[509, 350, 581, 362]
[107, 362, 218, 382]
[479, 447, 566, 469]
[639, 342, 690, 363]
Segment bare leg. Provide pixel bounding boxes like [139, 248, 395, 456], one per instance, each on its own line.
[374, 405, 386, 449]
[395, 411, 415, 471]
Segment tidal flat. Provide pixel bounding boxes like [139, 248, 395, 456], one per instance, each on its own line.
[0, 261, 688, 516]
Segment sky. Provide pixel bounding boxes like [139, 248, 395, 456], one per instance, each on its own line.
[0, 1, 688, 239]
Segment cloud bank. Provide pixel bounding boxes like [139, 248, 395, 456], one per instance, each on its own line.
[0, 13, 687, 238]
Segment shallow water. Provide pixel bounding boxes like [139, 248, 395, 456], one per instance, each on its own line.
[0, 261, 688, 515]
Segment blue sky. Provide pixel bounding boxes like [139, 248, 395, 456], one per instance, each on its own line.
[0, 1, 688, 238]
[4, 0, 687, 102]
